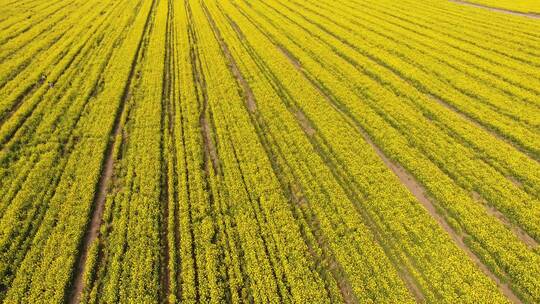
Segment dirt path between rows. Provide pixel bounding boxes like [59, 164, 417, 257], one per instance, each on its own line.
[190, 35, 219, 175]
[68, 105, 122, 304]
[277, 45, 302, 70]
[223, 50, 257, 113]
[69, 127, 117, 304]
[472, 191, 538, 249]
[275, 42, 522, 303]
[274, 38, 426, 302]
[274, 43, 426, 302]
[290, 184, 358, 304]
[159, 0, 174, 301]
[430, 95, 539, 164]
[448, 0, 540, 19]
[205, 9, 359, 302]
[294, 110, 316, 136]
[67, 1, 156, 302]
[366, 137, 522, 303]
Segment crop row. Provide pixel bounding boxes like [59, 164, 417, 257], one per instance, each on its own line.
[449, 0, 540, 13]
[79, 0, 166, 301]
[269, 0, 540, 236]
[281, 0, 540, 157]
[230, 0, 539, 301]
[0, 0, 154, 301]
[212, 0, 521, 302]
[0, 0, 140, 299]
[0, 0, 538, 302]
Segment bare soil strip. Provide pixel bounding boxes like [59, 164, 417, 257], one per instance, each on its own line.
[506, 175, 524, 188]
[160, 129, 171, 304]
[169, 4, 183, 299]
[448, 0, 540, 19]
[67, 1, 156, 302]
[206, 10, 357, 302]
[270, 32, 427, 301]
[211, 23, 257, 113]
[301, 58, 522, 302]
[68, 114, 119, 304]
[298, 80, 426, 303]
[430, 95, 539, 164]
[290, 184, 359, 304]
[276, 43, 522, 303]
[200, 111, 219, 174]
[269, 26, 428, 302]
[472, 191, 538, 249]
[294, 110, 316, 136]
[183, 3, 202, 300]
[191, 46, 219, 174]
[184, 3, 220, 176]
[277, 45, 302, 70]
[159, 0, 173, 301]
[204, 8, 287, 302]
[364, 134, 522, 303]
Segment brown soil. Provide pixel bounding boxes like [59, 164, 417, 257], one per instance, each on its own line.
[68, 0, 156, 301]
[295, 110, 316, 136]
[228, 55, 257, 113]
[369, 140, 522, 303]
[276, 43, 425, 302]
[277, 42, 522, 302]
[191, 45, 219, 175]
[159, 0, 174, 300]
[189, 9, 219, 176]
[448, 0, 540, 19]
[229, 19, 246, 41]
[68, 114, 121, 304]
[199, 116, 219, 174]
[472, 191, 538, 249]
[290, 183, 358, 304]
[207, 10, 257, 113]
[277, 45, 302, 70]
[430, 95, 538, 164]
[206, 11, 358, 302]
[160, 153, 171, 304]
[506, 175, 524, 188]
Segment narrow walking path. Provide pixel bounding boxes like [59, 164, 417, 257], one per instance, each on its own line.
[67, 1, 157, 302]
[448, 0, 540, 19]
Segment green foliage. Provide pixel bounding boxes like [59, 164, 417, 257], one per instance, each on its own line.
[0, 0, 538, 303]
